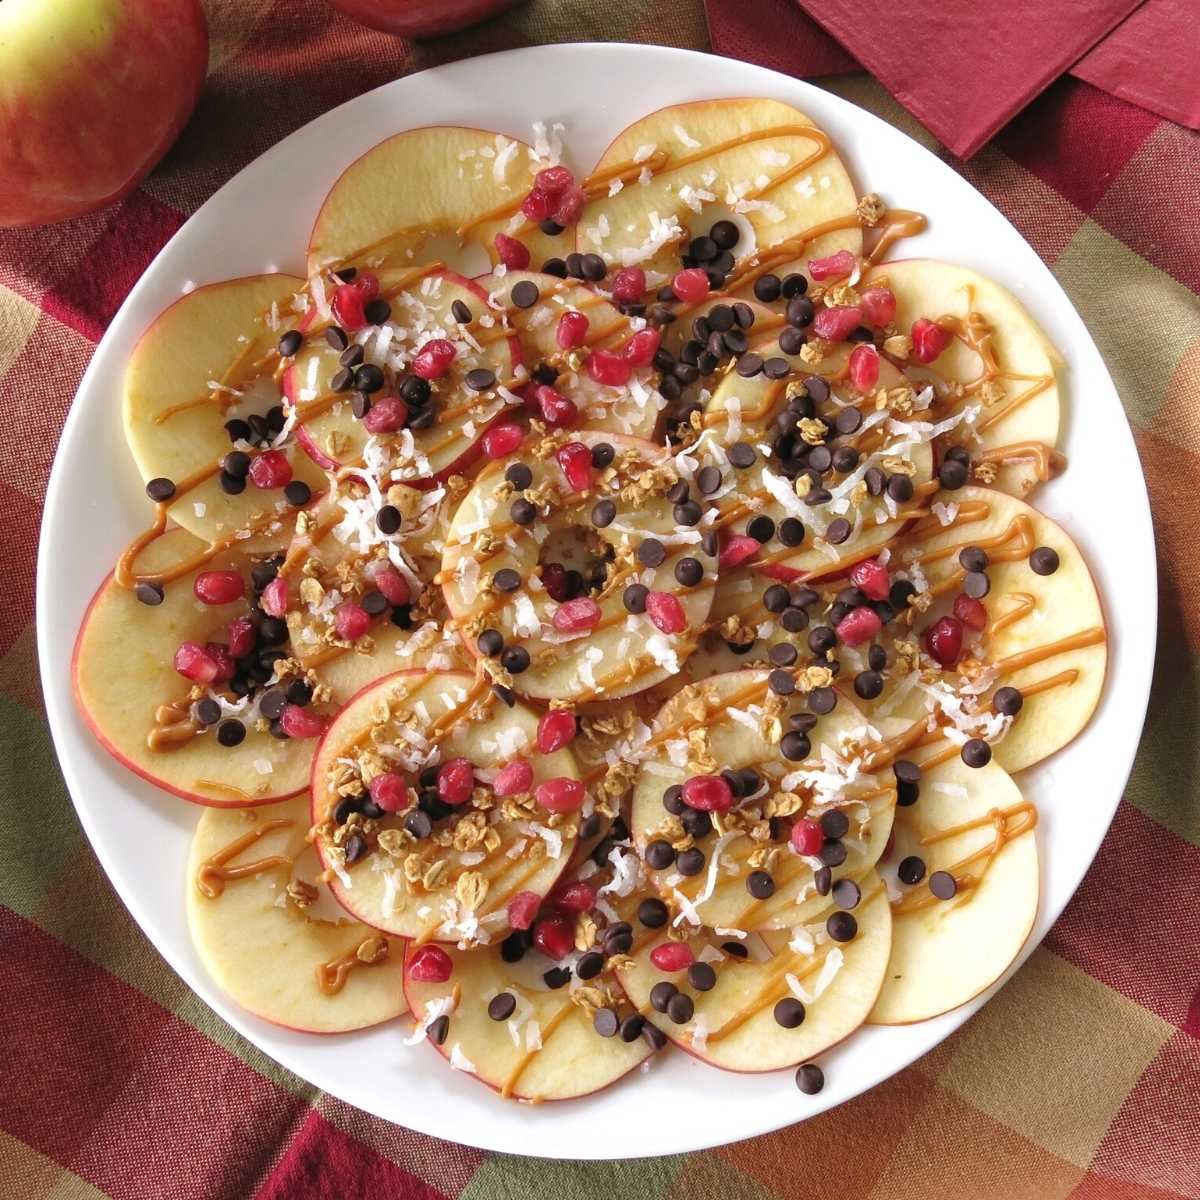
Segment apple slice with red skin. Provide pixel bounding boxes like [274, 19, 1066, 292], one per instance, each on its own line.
[187, 794, 408, 1032]
[310, 669, 580, 941]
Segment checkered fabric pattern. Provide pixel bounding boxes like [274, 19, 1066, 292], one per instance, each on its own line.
[1, 1, 1196, 1195]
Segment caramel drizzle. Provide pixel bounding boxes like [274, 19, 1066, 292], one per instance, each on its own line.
[196, 818, 293, 898]
[500, 998, 576, 1098]
[315, 937, 389, 996]
[975, 441, 1066, 484]
[147, 702, 200, 752]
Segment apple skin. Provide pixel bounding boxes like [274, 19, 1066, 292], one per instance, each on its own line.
[0, 0, 208, 228]
[330, 0, 521, 38]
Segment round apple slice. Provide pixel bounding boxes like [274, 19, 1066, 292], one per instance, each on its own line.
[618, 877, 891, 1072]
[441, 432, 714, 702]
[187, 795, 407, 1032]
[861, 260, 1062, 498]
[123, 273, 327, 543]
[869, 755, 1038, 1024]
[577, 98, 861, 284]
[310, 669, 581, 942]
[306, 126, 563, 277]
[630, 670, 896, 932]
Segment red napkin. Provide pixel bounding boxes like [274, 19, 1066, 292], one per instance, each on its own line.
[705, 0, 858, 77]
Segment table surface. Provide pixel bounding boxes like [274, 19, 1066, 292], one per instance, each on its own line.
[2, 2, 1197, 1197]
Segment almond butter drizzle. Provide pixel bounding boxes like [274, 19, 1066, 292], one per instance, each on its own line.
[975, 441, 1065, 484]
[315, 937, 389, 996]
[196, 818, 293, 898]
[147, 702, 201, 751]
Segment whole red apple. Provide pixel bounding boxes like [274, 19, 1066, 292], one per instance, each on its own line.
[331, 0, 522, 38]
[0, 0, 208, 229]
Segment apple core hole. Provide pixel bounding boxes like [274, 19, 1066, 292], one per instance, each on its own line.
[537, 522, 613, 598]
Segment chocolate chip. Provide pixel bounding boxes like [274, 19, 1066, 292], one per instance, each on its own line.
[650, 981, 677, 1013]
[929, 870, 958, 900]
[781, 731, 811, 761]
[511, 280, 539, 308]
[795, 1063, 824, 1094]
[832, 447, 860, 474]
[581, 253, 606, 281]
[894, 760, 921, 785]
[475, 628, 503, 658]
[637, 897, 668, 929]
[808, 625, 836, 655]
[277, 329, 304, 358]
[723, 329, 749, 356]
[662, 784, 684, 814]
[687, 962, 716, 992]
[993, 686, 1023, 716]
[324, 326, 349, 351]
[193, 698, 221, 726]
[667, 992, 694, 1024]
[645, 839, 676, 870]
[959, 546, 988, 572]
[887, 474, 914, 503]
[451, 299, 472, 324]
[674, 499, 702, 526]
[778, 518, 806, 548]
[754, 274, 782, 302]
[808, 445, 833, 474]
[736, 353, 764, 378]
[510, 497, 536, 526]
[349, 392, 372, 420]
[375, 504, 401, 535]
[710, 219, 739, 250]
[677, 847, 706, 876]
[404, 809, 432, 839]
[591, 498, 616, 529]
[540, 218, 565, 235]
[621, 584, 648, 616]
[939, 459, 969, 489]
[428, 1015, 450, 1045]
[696, 465, 722, 495]
[961, 738, 992, 768]
[146, 477, 176, 503]
[808, 686, 837, 715]
[701, 530, 720, 558]
[782, 273, 809, 298]
[963, 570, 990, 599]
[747, 870, 775, 899]
[763, 356, 791, 380]
[832, 878, 861, 910]
[675, 557, 703, 587]
[813, 865, 832, 895]
[135, 581, 164, 606]
[819, 809, 850, 839]
[768, 669, 796, 697]
[593, 1006, 619, 1037]
[216, 720, 245, 747]
[768, 641, 798, 669]
[728, 441, 756, 468]
[820, 837, 847, 867]
[333, 267, 357, 282]
[544, 966, 571, 990]
[898, 855, 926, 885]
[616, 1013, 645, 1042]
[1030, 546, 1060, 575]
[805, 487, 832, 507]
[643, 1023, 668, 1051]
[835, 406, 863, 435]
[343, 832, 368, 864]
[637, 539, 666, 568]
[501, 645, 530, 674]
[361, 590, 388, 617]
[573, 950, 603, 982]
[364, 298, 391, 325]
[826, 911, 858, 942]
[774, 997, 806, 1028]
[488, 992, 516, 1021]
[283, 480, 311, 508]
[825, 517, 852, 545]
[492, 568, 521, 592]
[505, 462, 532, 490]
[854, 670, 883, 700]
[864, 466, 885, 496]
[465, 367, 495, 392]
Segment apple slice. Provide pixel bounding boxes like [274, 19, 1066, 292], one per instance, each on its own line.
[310, 669, 581, 941]
[441, 432, 714, 702]
[861, 260, 1062, 498]
[186, 795, 407, 1032]
[630, 670, 895, 932]
[618, 877, 891, 1072]
[577, 98, 861, 284]
[306, 126, 564, 277]
[123, 273, 327, 544]
[869, 754, 1038, 1024]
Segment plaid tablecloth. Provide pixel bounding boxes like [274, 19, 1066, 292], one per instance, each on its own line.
[2, 1, 1197, 1196]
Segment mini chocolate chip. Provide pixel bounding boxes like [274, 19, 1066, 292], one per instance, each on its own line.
[576, 950, 604, 981]
[404, 809, 433, 839]
[339, 343, 366, 369]
[428, 1015, 450, 1045]
[808, 445, 833, 473]
[697, 465, 722, 495]
[687, 962, 717, 992]
[1030, 546, 1060, 575]
[774, 997, 806, 1028]
[929, 870, 958, 900]
[781, 731, 811, 761]
[832, 446, 859, 473]
[825, 517, 852, 545]
[637, 538, 666, 568]
[544, 966, 571, 989]
[465, 367, 495, 391]
[795, 1063, 824, 1094]
[994, 686, 1023, 716]
[808, 625, 836, 655]
[835, 406, 863, 435]
[477, 628, 504, 657]
[754, 274, 782, 302]
[961, 738, 992, 768]
[505, 462, 533, 490]
[853, 670, 883, 700]
[216, 720, 245, 747]
[819, 838, 847, 867]
[769, 643, 799, 669]
[805, 487, 833, 507]
[501, 645, 530, 674]
[728, 441, 756, 468]
[283, 480, 311, 507]
[324, 326, 349, 351]
[510, 497, 536, 525]
[778, 518, 806, 548]
[618, 1013, 645, 1043]
[894, 760, 921, 786]
[667, 992, 694, 1024]
[492, 568, 521, 592]
[376, 504, 401, 535]
[808, 686, 837, 715]
[511, 280, 539, 308]
[488, 992, 517, 1021]
[898, 855, 926, 885]
[361, 590, 388, 617]
[887, 473, 915, 503]
[674, 499, 702, 526]
[593, 1007, 619, 1037]
[135, 581, 164, 606]
[400, 375, 431, 405]
[813, 865, 832, 895]
[194, 698, 221, 726]
[645, 839, 676, 870]
[500, 931, 528, 963]
[675, 556, 703, 587]
[676, 847, 706, 876]
[146, 477, 176, 502]
[650, 981, 678, 1013]
[762, 356, 790, 380]
[722, 941, 749, 959]
[623, 583, 649, 613]
[662, 784, 684, 814]
[343, 832, 368, 864]
[701, 530, 720, 558]
[451, 299, 472, 323]
[747, 870, 775, 899]
[826, 911, 858, 942]
[959, 546, 989, 572]
[864, 466, 886, 496]
[867, 644, 887, 672]
[833, 878, 861, 910]
[638, 897, 668, 928]
[591, 498, 616, 528]
[747, 514, 776, 543]
[820, 810, 850, 839]
[782, 273, 809, 298]
[939, 459, 969, 489]
[963, 570, 990, 599]
[278, 329, 303, 357]
[769, 669, 796, 696]
[890, 580, 916, 609]
[736, 353, 764, 378]
[364, 297, 391, 325]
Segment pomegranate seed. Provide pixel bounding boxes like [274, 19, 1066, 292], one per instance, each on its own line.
[610, 266, 645, 305]
[671, 267, 710, 304]
[812, 304, 863, 341]
[249, 449, 293, 490]
[553, 879, 596, 914]
[837, 605, 883, 646]
[520, 188, 555, 222]
[368, 771, 409, 813]
[537, 708, 577, 754]
[507, 890, 541, 931]
[911, 318, 952, 364]
[683, 774, 734, 813]
[535, 777, 585, 813]
[494, 233, 530, 270]
[808, 249, 857, 280]
[860, 287, 897, 327]
[553, 597, 601, 633]
[924, 615, 965, 667]
[330, 273, 377, 331]
[552, 186, 586, 226]
[534, 384, 578, 427]
[645, 591, 687, 634]
[953, 593, 988, 631]
[362, 395, 408, 434]
[556, 309, 589, 349]
[555, 441, 592, 492]
[586, 349, 632, 387]
[533, 913, 575, 959]
[334, 601, 371, 641]
[622, 327, 661, 366]
[848, 344, 880, 391]
[411, 338, 456, 380]
[280, 703, 325, 738]
[493, 758, 534, 797]
[481, 421, 524, 459]
[849, 558, 890, 601]
[541, 562, 569, 602]
[790, 817, 824, 857]
[194, 570, 245, 605]
[173, 641, 220, 684]
[650, 942, 695, 972]
[407, 944, 453, 983]
[226, 616, 256, 659]
[369, 564, 410, 606]
[438, 758, 475, 806]
[261, 577, 288, 618]
[205, 642, 236, 683]
[719, 534, 760, 569]
[535, 166, 574, 196]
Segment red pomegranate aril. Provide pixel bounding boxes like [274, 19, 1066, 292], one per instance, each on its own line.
[249, 449, 293, 490]
[849, 558, 891, 601]
[520, 187, 555, 222]
[194, 570, 245, 605]
[367, 771, 409, 813]
[553, 879, 596, 914]
[555, 441, 592, 492]
[812, 304, 864, 341]
[334, 601, 371, 641]
[226, 616, 256, 659]
[808, 249, 857, 280]
[622, 327, 661, 366]
[610, 266, 646, 304]
[556, 309, 589, 349]
[173, 641, 220, 684]
[362, 395, 408, 434]
[837, 605, 883, 647]
[860, 286, 897, 327]
[719, 534, 760, 569]
[205, 642, 236, 683]
[535, 165, 574, 195]
[953, 593, 988, 631]
[493, 758, 534, 797]
[552, 597, 601, 633]
[650, 942, 696, 972]
[848, 344, 880, 391]
[533, 913, 575, 960]
[481, 421, 524, 459]
[407, 944, 453, 983]
[535, 777, 585, 813]
[645, 591, 687, 635]
[790, 817, 824, 857]
[671, 267, 710, 304]
[438, 757, 475, 806]
[586, 349, 633, 387]
[507, 890, 541, 931]
[370, 564, 410, 606]
[537, 708, 577, 754]
[494, 232, 531, 270]
[411, 338, 456, 380]
[683, 774, 734, 813]
[552, 186, 586, 226]
[924, 615, 965, 667]
[330, 272, 377, 332]
[911, 318, 952, 364]
[280, 703, 325, 739]
[260, 576, 288, 618]
[534, 384, 578, 427]
[541, 562, 569, 602]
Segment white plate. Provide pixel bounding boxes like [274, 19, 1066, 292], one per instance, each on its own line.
[37, 43, 1154, 1158]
